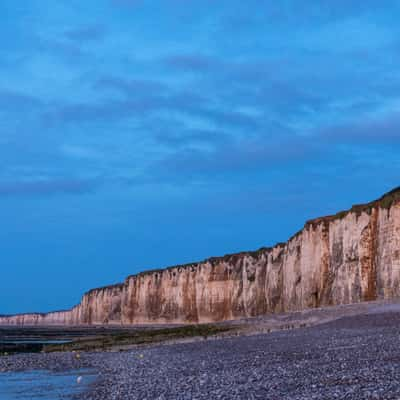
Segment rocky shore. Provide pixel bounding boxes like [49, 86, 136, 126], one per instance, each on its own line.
[2, 302, 400, 399]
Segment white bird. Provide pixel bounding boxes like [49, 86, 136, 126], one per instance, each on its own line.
[77, 376, 83, 384]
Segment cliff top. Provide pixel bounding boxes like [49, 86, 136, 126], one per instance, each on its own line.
[0, 309, 72, 318]
[305, 186, 400, 229]
[85, 283, 125, 296]
[84, 244, 287, 296]
[129, 243, 286, 276]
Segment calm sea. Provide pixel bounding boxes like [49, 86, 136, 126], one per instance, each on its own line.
[0, 369, 96, 400]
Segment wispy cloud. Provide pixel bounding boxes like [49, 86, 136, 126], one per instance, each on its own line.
[64, 25, 107, 42]
[95, 76, 166, 96]
[164, 54, 216, 72]
[0, 178, 101, 197]
[0, 89, 42, 110]
[110, 0, 142, 7]
[322, 111, 400, 144]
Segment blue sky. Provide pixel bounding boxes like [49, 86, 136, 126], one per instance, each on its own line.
[1, 0, 400, 314]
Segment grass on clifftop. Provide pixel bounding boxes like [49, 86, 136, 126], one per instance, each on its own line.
[43, 324, 233, 353]
[319, 186, 400, 223]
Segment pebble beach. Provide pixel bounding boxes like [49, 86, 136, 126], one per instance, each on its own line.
[2, 305, 400, 399]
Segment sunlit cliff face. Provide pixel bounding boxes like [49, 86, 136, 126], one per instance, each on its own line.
[2, 189, 400, 326]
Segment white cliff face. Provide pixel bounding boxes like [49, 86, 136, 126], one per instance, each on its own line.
[2, 188, 400, 326]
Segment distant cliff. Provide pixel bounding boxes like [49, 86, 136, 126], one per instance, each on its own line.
[2, 187, 400, 326]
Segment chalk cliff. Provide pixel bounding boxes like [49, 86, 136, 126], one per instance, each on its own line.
[2, 187, 400, 326]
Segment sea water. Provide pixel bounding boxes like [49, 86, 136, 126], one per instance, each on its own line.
[0, 369, 96, 400]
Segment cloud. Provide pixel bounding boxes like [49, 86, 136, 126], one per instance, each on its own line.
[153, 135, 320, 181]
[322, 112, 400, 144]
[36, 38, 86, 62]
[61, 145, 103, 159]
[44, 73, 268, 132]
[0, 178, 101, 197]
[111, 0, 143, 6]
[43, 101, 131, 123]
[95, 76, 166, 96]
[42, 95, 265, 133]
[163, 54, 331, 117]
[4, 0, 400, 194]
[0, 89, 42, 110]
[164, 54, 216, 72]
[154, 128, 232, 147]
[64, 25, 107, 42]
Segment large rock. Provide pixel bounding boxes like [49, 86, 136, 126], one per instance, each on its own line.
[2, 187, 400, 326]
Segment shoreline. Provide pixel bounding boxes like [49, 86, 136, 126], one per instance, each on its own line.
[2, 300, 400, 399]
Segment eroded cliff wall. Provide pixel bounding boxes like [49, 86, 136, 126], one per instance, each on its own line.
[2, 188, 400, 325]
